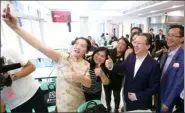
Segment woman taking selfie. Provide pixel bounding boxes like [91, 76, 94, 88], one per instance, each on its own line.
[2, 6, 92, 112]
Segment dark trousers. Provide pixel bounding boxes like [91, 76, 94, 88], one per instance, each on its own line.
[174, 98, 184, 113]
[154, 94, 159, 107]
[84, 90, 102, 101]
[11, 88, 48, 113]
[104, 86, 121, 109]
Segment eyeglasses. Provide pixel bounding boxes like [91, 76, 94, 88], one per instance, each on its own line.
[132, 42, 147, 46]
[166, 33, 181, 38]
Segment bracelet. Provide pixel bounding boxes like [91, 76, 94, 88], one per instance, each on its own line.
[11, 74, 19, 81]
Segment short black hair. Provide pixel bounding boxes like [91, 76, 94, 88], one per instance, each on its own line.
[168, 25, 184, 37]
[131, 27, 142, 33]
[150, 28, 154, 31]
[71, 37, 91, 53]
[101, 33, 105, 37]
[159, 29, 163, 32]
[139, 33, 152, 46]
[130, 32, 140, 43]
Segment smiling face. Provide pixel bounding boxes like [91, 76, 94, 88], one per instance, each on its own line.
[93, 50, 106, 65]
[116, 39, 127, 53]
[133, 36, 150, 56]
[71, 39, 88, 58]
[166, 28, 184, 50]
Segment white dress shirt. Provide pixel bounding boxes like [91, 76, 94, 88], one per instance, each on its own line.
[180, 89, 184, 100]
[134, 54, 147, 78]
[161, 46, 180, 79]
[159, 35, 162, 40]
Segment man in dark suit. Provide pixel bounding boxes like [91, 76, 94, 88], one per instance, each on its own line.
[149, 28, 155, 43]
[155, 29, 166, 41]
[158, 25, 184, 112]
[105, 33, 161, 111]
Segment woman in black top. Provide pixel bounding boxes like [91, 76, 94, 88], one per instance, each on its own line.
[83, 47, 110, 101]
[104, 38, 130, 112]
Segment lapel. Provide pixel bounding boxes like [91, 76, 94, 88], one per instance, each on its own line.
[129, 54, 136, 80]
[132, 54, 149, 82]
[163, 47, 183, 77]
[160, 52, 168, 69]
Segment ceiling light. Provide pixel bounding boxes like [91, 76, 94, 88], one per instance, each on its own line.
[150, 10, 157, 13]
[138, 14, 142, 16]
[170, 5, 183, 9]
[171, 5, 178, 8]
[101, 1, 137, 10]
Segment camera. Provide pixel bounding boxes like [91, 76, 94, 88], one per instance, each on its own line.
[159, 40, 168, 49]
[0, 57, 21, 90]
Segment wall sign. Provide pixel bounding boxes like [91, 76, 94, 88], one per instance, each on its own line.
[51, 11, 71, 23]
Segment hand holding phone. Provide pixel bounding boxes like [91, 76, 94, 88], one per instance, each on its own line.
[2, 4, 18, 29]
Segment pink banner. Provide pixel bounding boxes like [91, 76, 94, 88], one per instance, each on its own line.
[51, 11, 71, 23]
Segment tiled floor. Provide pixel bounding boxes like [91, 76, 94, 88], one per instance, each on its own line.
[100, 86, 154, 113]
[101, 85, 124, 112]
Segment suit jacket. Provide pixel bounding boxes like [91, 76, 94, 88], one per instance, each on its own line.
[114, 54, 161, 111]
[160, 47, 184, 109]
[150, 33, 155, 42]
[155, 34, 165, 41]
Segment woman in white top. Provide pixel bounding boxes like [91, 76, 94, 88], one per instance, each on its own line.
[2, 6, 92, 112]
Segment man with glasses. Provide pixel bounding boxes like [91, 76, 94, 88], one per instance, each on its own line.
[120, 27, 143, 112]
[105, 33, 161, 111]
[158, 25, 184, 112]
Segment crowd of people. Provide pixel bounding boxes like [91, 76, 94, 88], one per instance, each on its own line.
[0, 6, 184, 113]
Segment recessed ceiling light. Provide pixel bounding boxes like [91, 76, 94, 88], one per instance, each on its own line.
[138, 14, 142, 15]
[170, 5, 181, 9]
[150, 10, 157, 13]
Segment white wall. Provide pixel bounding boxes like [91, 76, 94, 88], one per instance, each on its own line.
[1, 1, 53, 58]
[118, 23, 123, 38]
[121, 17, 148, 36]
[167, 10, 184, 17]
[80, 17, 89, 37]
[88, 22, 104, 41]
[1, 1, 22, 53]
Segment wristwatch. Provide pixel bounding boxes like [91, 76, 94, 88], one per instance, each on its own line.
[11, 74, 19, 81]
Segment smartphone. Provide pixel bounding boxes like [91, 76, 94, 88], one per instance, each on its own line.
[4, 4, 10, 18]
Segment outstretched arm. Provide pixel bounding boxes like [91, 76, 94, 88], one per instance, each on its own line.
[13, 27, 60, 62]
[2, 5, 60, 62]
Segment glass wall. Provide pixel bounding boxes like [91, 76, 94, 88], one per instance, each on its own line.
[149, 23, 167, 35]
[149, 23, 184, 36]
[1, 20, 22, 53]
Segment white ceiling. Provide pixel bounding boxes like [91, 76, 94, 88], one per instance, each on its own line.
[37, 1, 184, 22]
[125, 1, 185, 17]
[37, 1, 148, 16]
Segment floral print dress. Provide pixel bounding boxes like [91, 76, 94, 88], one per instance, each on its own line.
[56, 52, 90, 112]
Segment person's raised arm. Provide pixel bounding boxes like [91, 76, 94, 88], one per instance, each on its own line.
[2, 5, 60, 62]
[105, 55, 126, 73]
